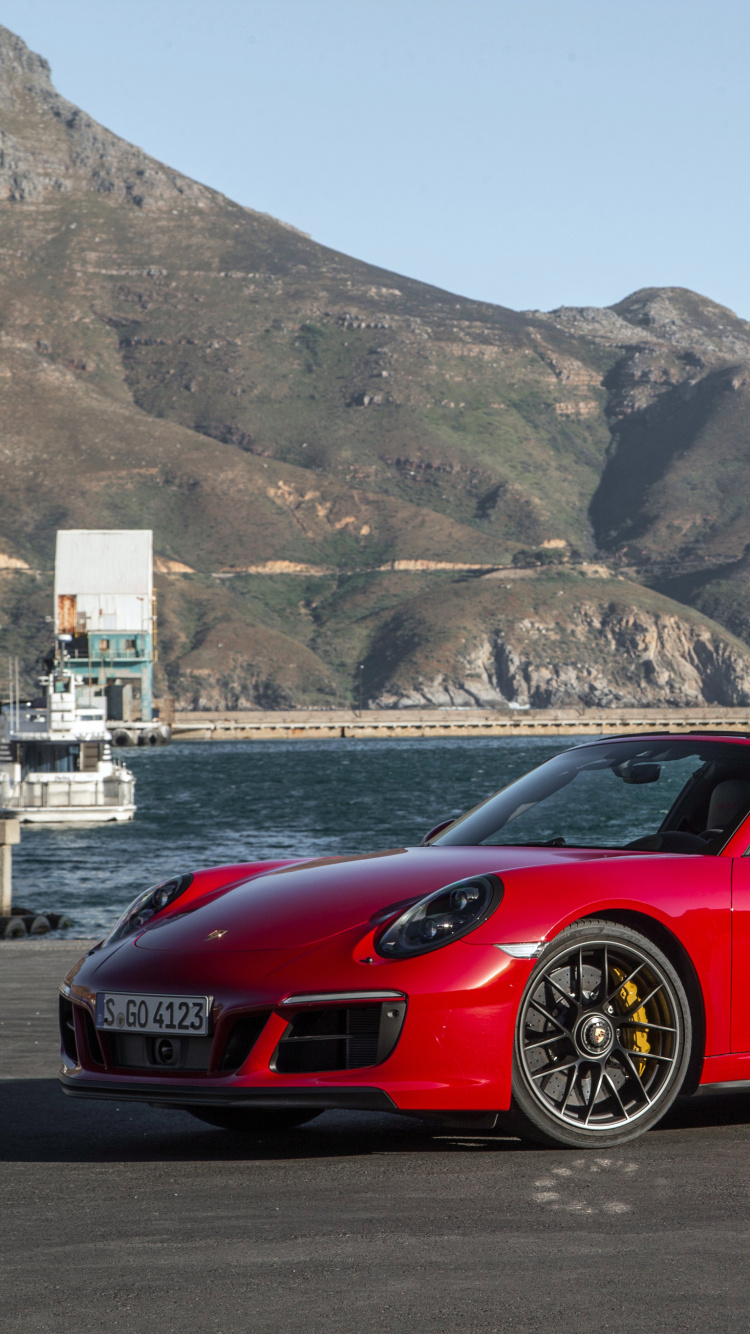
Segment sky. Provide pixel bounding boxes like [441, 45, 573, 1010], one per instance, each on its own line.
[2, 0, 749, 317]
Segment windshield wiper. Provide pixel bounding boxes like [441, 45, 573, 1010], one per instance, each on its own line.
[508, 837, 567, 847]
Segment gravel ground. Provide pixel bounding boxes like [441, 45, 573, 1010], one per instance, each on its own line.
[2, 942, 750, 1333]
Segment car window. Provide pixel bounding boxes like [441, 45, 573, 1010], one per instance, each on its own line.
[431, 740, 750, 852]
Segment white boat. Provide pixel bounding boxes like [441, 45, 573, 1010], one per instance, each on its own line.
[0, 657, 136, 824]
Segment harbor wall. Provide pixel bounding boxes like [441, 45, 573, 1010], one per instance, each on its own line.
[169, 707, 750, 742]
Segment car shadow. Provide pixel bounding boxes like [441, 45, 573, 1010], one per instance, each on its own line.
[658, 1088, 750, 1132]
[0, 1078, 526, 1163]
[2, 1079, 749, 1163]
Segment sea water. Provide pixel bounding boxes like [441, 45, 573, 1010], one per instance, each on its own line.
[12, 735, 584, 938]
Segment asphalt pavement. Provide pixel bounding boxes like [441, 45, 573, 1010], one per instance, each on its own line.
[2, 941, 750, 1333]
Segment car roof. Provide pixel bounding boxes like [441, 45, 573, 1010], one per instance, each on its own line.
[571, 731, 750, 746]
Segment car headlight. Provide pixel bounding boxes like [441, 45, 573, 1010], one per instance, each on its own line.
[103, 874, 193, 946]
[375, 874, 503, 959]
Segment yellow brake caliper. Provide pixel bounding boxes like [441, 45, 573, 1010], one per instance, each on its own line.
[611, 967, 650, 1074]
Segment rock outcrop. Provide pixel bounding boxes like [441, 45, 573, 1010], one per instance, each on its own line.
[0, 24, 210, 208]
[368, 580, 750, 710]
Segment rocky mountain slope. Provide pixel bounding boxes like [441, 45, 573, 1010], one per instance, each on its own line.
[0, 24, 749, 709]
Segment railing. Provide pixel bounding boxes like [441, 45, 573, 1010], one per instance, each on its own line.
[0, 776, 134, 810]
[67, 644, 148, 662]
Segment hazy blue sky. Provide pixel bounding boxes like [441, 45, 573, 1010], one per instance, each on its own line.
[2, 0, 749, 316]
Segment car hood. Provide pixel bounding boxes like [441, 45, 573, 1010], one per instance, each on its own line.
[133, 844, 628, 953]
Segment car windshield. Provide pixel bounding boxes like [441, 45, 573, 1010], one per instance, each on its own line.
[431, 738, 750, 853]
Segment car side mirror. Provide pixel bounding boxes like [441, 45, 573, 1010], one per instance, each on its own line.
[421, 818, 455, 845]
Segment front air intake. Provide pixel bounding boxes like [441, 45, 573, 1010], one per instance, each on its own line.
[273, 1001, 406, 1074]
[83, 1010, 104, 1066]
[109, 1034, 213, 1072]
[220, 1012, 272, 1071]
[59, 995, 78, 1063]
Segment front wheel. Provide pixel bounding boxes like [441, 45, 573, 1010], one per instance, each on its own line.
[509, 919, 692, 1148]
[188, 1107, 322, 1133]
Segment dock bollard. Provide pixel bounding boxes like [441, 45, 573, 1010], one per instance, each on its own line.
[0, 819, 22, 938]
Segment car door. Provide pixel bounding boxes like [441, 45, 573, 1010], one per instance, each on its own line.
[729, 816, 750, 1051]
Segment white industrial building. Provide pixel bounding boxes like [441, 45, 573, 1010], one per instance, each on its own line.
[54, 530, 155, 720]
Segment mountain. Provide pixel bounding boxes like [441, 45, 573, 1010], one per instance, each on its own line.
[1, 24, 750, 709]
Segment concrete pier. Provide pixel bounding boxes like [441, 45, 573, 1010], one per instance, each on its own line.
[169, 706, 750, 742]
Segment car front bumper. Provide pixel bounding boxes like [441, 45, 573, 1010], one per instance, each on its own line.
[59, 1073, 397, 1112]
[59, 934, 534, 1114]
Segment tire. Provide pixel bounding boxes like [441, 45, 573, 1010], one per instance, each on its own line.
[0, 915, 26, 939]
[111, 728, 136, 748]
[187, 1107, 322, 1133]
[508, 918, 692, 1149]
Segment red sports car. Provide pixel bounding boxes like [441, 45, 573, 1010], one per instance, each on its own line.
[59, 732, 750, 1148]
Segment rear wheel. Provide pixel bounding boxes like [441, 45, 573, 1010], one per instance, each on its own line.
[509, 919, 692, 1148]
[188, 1107, 322, 1133]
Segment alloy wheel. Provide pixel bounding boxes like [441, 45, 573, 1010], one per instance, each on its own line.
[516, 932, 685, 1136]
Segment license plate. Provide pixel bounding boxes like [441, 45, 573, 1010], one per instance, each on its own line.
[95, 992, 212, 1036]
